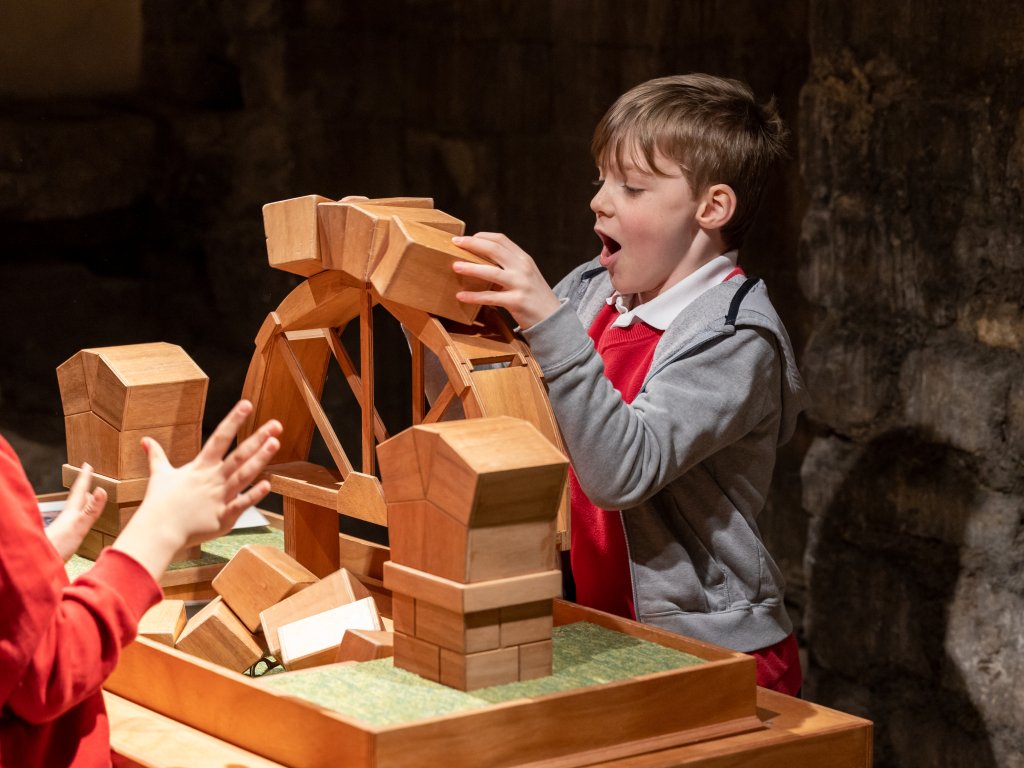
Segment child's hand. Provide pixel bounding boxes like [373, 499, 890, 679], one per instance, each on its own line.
[112, 400, 282, 580]
[44, 464, 107, 562]
[452, 233, 561, 329]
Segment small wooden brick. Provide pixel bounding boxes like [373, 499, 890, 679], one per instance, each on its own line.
[137, 599, 187, 647]
[415, 600, 500, 654]
[439, 645, 519, 691]
[175, 596, 263, 672]
[92, 500, 138, 537]
[262, 194, 332, 276]
[517, 639, 553, 681]
[391, 593, 415, 635]
[259, 568, 371, 659]
[393, 631, 440, 682]
[278, 596, 383, 671]
[499, 600, 554, 647]
[335, 629, 394, 663]
[212, 545, 317, 633]
[75, 527, 115, 560]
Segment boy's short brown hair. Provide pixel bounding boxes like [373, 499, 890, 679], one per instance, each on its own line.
[591, 73, 789, 250]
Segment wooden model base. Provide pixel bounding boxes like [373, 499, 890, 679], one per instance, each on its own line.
[102, 599, 870, 768]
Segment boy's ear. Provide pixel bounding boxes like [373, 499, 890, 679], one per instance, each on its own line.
[696, 184, 737, 231]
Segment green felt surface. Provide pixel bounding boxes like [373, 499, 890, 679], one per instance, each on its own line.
[257, 621, 704, 727]
[64, 526, 285, 581]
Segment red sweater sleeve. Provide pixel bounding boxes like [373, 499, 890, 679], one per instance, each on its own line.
[0, 436, 162, 724]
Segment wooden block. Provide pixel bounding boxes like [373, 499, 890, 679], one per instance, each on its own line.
[57, 343, 208, 430]
[467, 518, 559, 581]
[392, 631, 440, 682]
[387, 499, 466, 582]
[500, 601, 553, 647]
[62, 463, 148, 504]
[283, 496, 341, 578]
[175, 596, 264, 672]
[64, 412, 202, 480]
[212, 545, 317, 632]
[517, 638, 553, 681]
[92, 500, 139, 537]
[335, 629, 394, 663]
[362, 196, 434, 208]
[370, 217, 494, 325]
[259, 568, 372, 659]
[319, 202, 465, 284]
[278, 597, 382, 671]
[439, 645, 519, 691]
[383, 561, 562, 614]
[263, 194, 332, 276]
[415, 601, 500, 654]
[138, 599, 187, 647]
[378, 417, 568, 528]
[374, 429, 426, 503]
[391, 593, 415, 635]
[339, 532, 389, 582]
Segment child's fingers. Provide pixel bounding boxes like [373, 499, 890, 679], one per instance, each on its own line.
[64, 462, 95, 511]
[197, 400, 254, 464]
[143, 437, 172, 474]
[224, 436, 280, 500]
[221, 419, 282, 478]
[85, 487, 108, 518]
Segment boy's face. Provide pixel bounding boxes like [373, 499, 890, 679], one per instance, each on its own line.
[590, 148, 703, 303]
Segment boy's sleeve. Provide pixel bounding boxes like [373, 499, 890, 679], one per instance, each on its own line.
[523, 304, 780, 510]
[0, 437, 162, 724]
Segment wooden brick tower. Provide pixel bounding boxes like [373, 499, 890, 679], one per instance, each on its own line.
[378, 416, 568, 690]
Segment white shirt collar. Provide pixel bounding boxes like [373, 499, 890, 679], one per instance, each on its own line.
[607, 251, 739, 329]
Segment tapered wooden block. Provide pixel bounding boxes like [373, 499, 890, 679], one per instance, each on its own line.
[278, 597, 382, 671]
[319, 202, 465, 284]
[175, 596, 263, 672]
[263, 194, 332, 276]
[414, 600, 500, 654]
[335, 629, 394, 663]
[517, 639, 553, 681]
[259, 568, 371, 659]
[377, 416, 568, 528]
[383, 561, 562, 614]
[370, 217, 493, 324]
[64, 412, 201, 480]
[212, 545, 317, 633]
[56, 343, 208, 431]
[393, 631, 440, 682]
[138, 599, 187, 647]
[439, 645, 519, 691]
[62, 464, 148, 504]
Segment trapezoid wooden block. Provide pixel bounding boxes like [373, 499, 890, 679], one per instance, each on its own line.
[212, 545, 318, 633]
[56, 342, 208, 431]
[335, 628, 395, 663]
[62, 464, 148, 505]
[369, 217, 493, 324]
[63, 413, 201, 480]
[377, 416, 568, 527]
[318, 201, 465, 284]
[137, 599, 187, 647]
[175, 596, 264, 672]
[259, 567, 371, 659]
[278, 597, 383, 671]
[262, 194, 333, 277]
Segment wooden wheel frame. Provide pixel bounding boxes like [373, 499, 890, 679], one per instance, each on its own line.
[239, 249, 569, 576]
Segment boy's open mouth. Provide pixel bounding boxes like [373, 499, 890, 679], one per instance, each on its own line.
[598, 232, 622, 255]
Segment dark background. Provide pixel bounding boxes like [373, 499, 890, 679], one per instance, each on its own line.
[2, 3, 1022, 766]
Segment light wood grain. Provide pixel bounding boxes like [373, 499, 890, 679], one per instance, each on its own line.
[263, 194, 332, 277]
[137, 600, 187, 647]
[174, 596, 263, 672]
[212, 545, 317, 632]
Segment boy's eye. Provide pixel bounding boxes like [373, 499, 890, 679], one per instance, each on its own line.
[592, 178, 605, 188]
[622, 184, 643, 195]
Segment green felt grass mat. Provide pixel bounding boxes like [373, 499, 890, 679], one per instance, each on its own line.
[64, 526, 285, 581]
[257, 621, 704, 727]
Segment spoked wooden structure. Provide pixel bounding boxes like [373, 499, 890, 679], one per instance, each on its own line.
[238, 195, 568, 578]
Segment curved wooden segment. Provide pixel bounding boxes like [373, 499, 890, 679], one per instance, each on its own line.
[275, 270, 364, 331]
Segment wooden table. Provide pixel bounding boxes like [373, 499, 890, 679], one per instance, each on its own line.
[107, 686, 871, 768]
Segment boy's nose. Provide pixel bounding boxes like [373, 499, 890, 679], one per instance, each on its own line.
[590, 183, 612, 217]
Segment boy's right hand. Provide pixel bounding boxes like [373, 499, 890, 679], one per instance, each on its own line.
[112, 400, 281, 580]
[451, 232, 561, 330]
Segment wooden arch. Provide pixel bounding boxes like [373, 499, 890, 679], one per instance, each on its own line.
[237, 197, 568, 575]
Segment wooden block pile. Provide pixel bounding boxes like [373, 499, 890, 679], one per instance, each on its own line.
[56, 343, 208, 562]
[261, 193, 494, 324]
[377, 416, 568, 690]
[166, 544, 388, 673]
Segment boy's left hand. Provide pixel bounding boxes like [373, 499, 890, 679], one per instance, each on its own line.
[44, 464, 107, 563]
[452, 233, 561, 330]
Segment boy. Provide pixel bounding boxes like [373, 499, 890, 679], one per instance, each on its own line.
[452, 73, 809, 694]
[1, 400, 281, 766]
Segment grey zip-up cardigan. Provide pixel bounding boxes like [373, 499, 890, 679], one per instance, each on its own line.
[521, 257, 810, 652]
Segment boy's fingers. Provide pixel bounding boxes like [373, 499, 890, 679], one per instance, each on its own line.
[64, 462, 94, 510]
[197, 400, 254, 464]
[224, 437, 280, 499]
[221, 419, 282, 478]
[86, 487, 108, 517]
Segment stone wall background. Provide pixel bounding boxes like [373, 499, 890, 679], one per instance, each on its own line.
[1, 2, 1021, 766]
